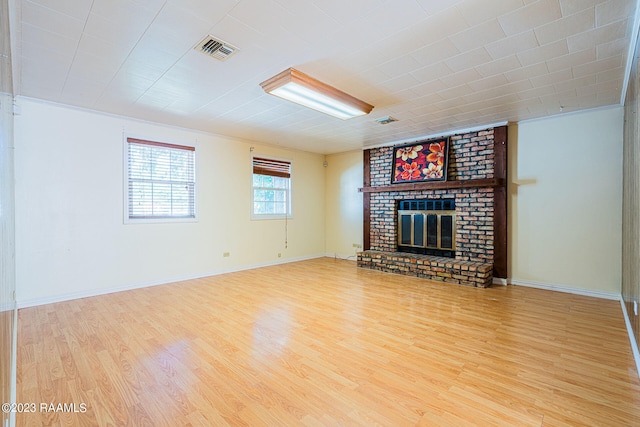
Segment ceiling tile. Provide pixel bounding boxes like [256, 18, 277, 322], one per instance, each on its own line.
[376, 55, 422, 80]
[311, 0, 384, 24]
[20, 56, 66, 96]
[151, 3, 218, 46]
[60, 77, 104, 106]
[76, 34, 131, 65]
[412, 6, 470, 45]
[445, 47, 493, 72]
[90, 0, 161, 23]
[485, 30, 538, 60]
[458, 0, 525, 26]
[441, 68, 483, 88]
[475, 54, 522, 78]
[546, 48, 596, 72]
[21, 0, 84, 40]
[554, 74, 596, 92]
[274, 0, 338, 44]
[166, 0, 239, 24]
[530, 68, 573, 86]
[572, 55, 623, 77]
[503, 62, 549, 82]
[533, 7, 595, 46]
[345, 27, 434, 69]
[228, 0, 292, 35]
[559, 0, 601, 15]
[435, 83, 473, 99]
[25, 0, 92, 21]
[411, 38, 461, 66]
[410, 80, 447, 98]
[516, 83, 557, 101]
[596, 0, 636, 26]
[207, 14, 264, 52]
[364, 0, 428, 36]
[596, 37, 628, 60]
[411, 62, 453, 84]
[566, 20, 628, 53]
[20, 39, 73, 64]
[414, 0, 464, 16]
[517, 39, 569, 67]
[597, 67, 623, 83]
[83, 12, 147, 49]
[449, 19, 506, 53]
[378, 73, 421, 94]
[498, 0, 562, 36]
[66, 51, 121, 84]
[20, 22, 78, 57]
[466, 74, 510, 92]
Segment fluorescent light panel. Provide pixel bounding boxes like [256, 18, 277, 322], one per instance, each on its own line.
[260, 68, 373, 120]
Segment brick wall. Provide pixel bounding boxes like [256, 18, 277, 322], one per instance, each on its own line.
[367, 128, 495, 264]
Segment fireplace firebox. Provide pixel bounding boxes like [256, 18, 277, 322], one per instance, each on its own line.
[397, 199, 456, 258]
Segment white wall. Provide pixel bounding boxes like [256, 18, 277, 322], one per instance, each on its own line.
[14, 98, 624, 305]
[14, 98, 326, 306]
[509, 107, 623, 296]
[324, 150, 363, 259]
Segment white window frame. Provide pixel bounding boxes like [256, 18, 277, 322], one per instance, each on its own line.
[124, 136, 198, 224]
[251, 156, 292, 220]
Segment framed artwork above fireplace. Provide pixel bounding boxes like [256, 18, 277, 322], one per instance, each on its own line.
[391, 138, 449, 184]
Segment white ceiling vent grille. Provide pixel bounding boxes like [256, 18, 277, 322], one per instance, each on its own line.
[375, 116, 398, 125]
[195, 36, 238, 61]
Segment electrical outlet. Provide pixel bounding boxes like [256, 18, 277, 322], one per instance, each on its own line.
[278, 253, 282, 258]
[352, 243, 362, 248]
[223, 252, 230, 257]
[634, 301, 638, 316]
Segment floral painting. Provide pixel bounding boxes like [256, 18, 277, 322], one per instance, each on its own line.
[391, 138, 449, 184]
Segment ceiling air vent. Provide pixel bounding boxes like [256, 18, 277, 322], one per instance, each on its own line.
[195, 36, 238, 61]
[375, 116, 398, 125]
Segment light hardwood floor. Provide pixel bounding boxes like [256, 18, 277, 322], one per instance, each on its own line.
[16, 258, 640, 426]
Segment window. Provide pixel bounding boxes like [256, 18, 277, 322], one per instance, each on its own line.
[252, 157, 291, 219]
[125, 137, 196, 221]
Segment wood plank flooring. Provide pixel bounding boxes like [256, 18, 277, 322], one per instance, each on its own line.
[16, 258, 640, 426]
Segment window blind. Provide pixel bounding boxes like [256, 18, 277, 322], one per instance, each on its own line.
[252, 157, 291, 178]
[127, 138, 196, 219]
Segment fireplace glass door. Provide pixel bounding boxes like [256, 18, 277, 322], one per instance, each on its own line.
[398, 208, 456, 257]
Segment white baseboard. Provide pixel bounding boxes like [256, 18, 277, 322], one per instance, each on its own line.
[511, 278, 621, 300]
[492, 277, 508, 286]
[620, 297, 640, 380]
[0, 301, 16, 312]
[17, 254, 327, 309]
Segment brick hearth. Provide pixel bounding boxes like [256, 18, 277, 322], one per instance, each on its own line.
[357, 251, 493, 287]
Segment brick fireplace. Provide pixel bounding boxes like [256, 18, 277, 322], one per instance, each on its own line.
[357, 126, 507, 287]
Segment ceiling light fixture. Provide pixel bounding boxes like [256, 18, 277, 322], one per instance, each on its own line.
[259, 68, 373, 120]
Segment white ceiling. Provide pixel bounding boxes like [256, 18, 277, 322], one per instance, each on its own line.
[10, 0, 639, 154]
